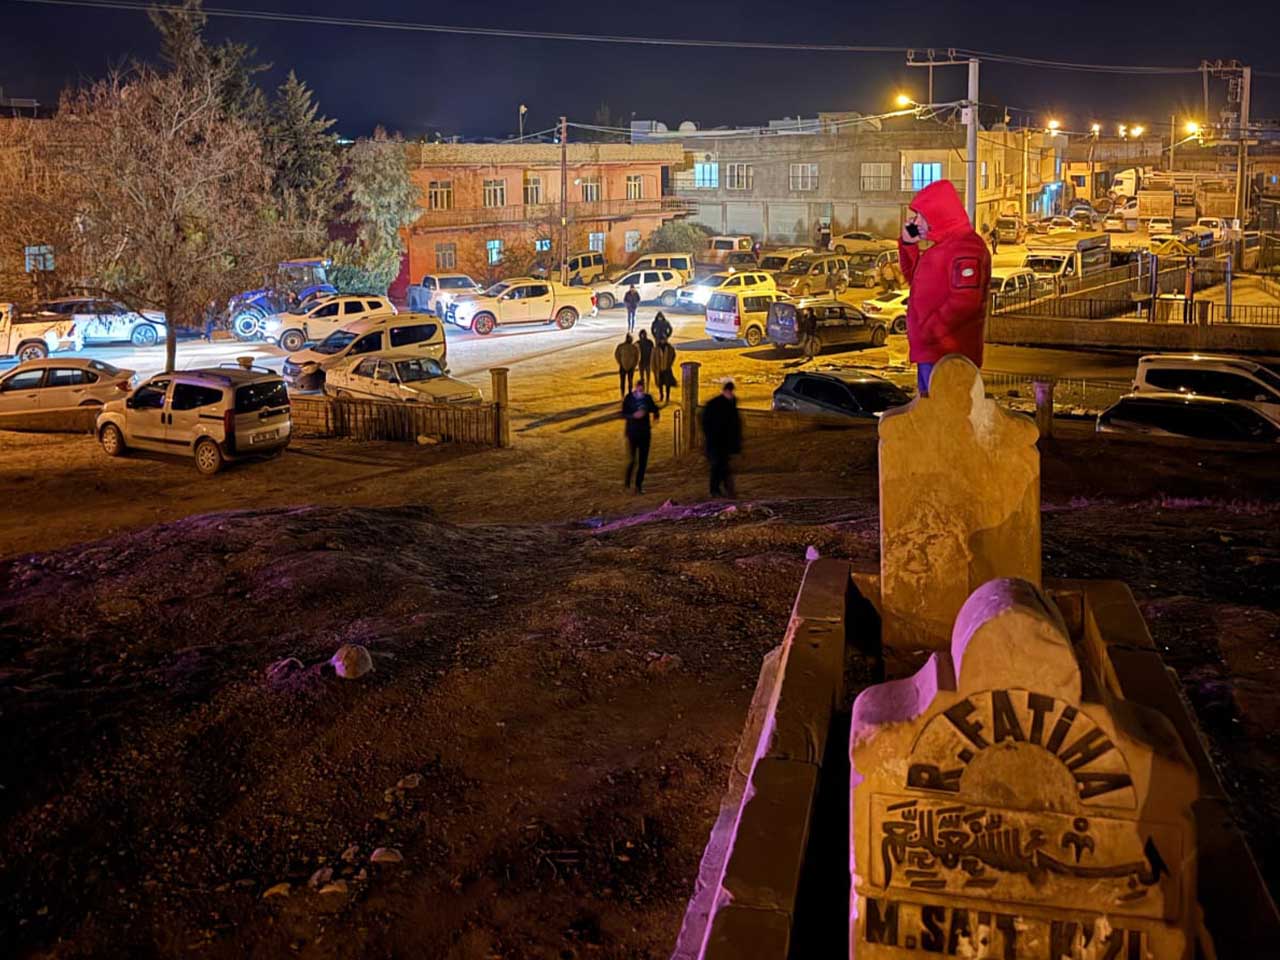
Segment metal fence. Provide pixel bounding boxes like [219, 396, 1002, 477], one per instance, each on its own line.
[1002, 296, 1280, 325]
[981, 372, 1130, 415]
[328, 397, 501, 445]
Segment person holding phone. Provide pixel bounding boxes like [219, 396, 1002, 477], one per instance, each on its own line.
[898, 180, 992, 396]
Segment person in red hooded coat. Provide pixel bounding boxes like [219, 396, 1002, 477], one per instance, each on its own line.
[898, 179, 992, 396]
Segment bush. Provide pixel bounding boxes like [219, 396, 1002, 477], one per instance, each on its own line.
[644, 220, 712, 254]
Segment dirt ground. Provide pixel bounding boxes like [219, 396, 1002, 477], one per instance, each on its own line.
[2, 323, 1279, 956]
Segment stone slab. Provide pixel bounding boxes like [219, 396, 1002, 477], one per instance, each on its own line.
[721, 757, 819, 911]
[703, 904, 792, 959]
[792, 557, 853, 623]
[1193, 797, 1280, 956]
[765, 622, 840, 765]
[879, 356, 1041, 651]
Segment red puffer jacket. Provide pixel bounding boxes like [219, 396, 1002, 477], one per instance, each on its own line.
[897, 180, 992, 365]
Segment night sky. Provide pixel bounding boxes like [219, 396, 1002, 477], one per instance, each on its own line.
[2, 0, 1277, 139]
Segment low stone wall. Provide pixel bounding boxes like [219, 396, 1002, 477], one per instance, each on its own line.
[987, 313, 1280, 354]
[0, 407, 98, 434]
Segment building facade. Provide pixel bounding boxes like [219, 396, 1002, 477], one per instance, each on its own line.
[651, 119, 1063, 243]
[402, 142, 689, 284]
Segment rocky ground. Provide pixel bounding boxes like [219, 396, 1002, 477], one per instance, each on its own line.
[1, 416, 1278, 957]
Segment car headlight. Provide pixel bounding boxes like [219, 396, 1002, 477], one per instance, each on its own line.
[694, 288, 713, 304]
[264, 317, 282, 331]
[439, 292, 452, 304]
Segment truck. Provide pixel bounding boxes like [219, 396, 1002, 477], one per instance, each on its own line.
[226, 258, 337, 341]
[443, 278, 595, 335]
[1022, 232, 1113, 282]
[1196, 187, 1236, 222]
[1136, 181, 1175, 224]
[0, 302, 79, 361]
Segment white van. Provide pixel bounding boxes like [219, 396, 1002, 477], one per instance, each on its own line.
[282, 314, 446, 392]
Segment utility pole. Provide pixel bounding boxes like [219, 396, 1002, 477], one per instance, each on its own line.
[1235, 66, 1251, 230]
[1022, 128, 1030, 220]
[559, 115, 569, 285]
[1201, 61, 1210, 125]
[966, 58, 979, 226]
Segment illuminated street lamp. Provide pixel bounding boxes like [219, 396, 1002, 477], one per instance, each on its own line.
[1184, 120, 1201, 136]
[1131, 125, 1146, 137]
[895, 93, 914, 108]
[1047, 119, 1061, 133]
[1090, 123, 1101, 134]
[1118, 124, 1128, 138]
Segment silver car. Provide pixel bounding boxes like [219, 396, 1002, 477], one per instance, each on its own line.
[0, 358, 135, 414]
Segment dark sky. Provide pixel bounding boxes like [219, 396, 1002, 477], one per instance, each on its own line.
[2, 0, 1277, 139]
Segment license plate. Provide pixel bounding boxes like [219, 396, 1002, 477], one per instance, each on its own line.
[251, 430, 279, 445]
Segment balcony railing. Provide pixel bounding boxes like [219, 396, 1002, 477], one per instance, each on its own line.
[414, 196, 696, 230]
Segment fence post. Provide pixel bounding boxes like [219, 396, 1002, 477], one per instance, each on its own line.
[1033, 378, 1055, 440]
[1225, 255, 1233, 323]
[489, 367, 511, 448]
[680, 361, 700, 456]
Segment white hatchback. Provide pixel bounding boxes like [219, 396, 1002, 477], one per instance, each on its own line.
[325, 356, 481, 404]
[264, 296, 396, 353]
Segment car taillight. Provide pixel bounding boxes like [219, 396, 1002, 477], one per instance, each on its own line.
[865, 304, 881, 313]
[591, 295, 598, 307]
[223, 409, 236, 451]
[732, 311, 741, 328]
[115, 380, 131, 391]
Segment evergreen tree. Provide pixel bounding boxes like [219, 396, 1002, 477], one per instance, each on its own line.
[265, 71, 339, 239]
[148, 0, 267, 119]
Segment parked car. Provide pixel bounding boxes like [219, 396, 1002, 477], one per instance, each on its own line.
[831, 231, 880, 253]
[989, 267, 1043, 300]
[324, 356, 481, 405]
[446, 279, 593, 334]
[1102, 214, 1128, 232]
[860, 289, 910, 335]
[993, 216, 1026, 245]
[1195, 217, 1227, 242]
[408, 274, 484, 316]
[846, 244, 899, 288]
[533, 251, 607, 286]
[606, 252, 695, 282]
[1096, 393, 1280, 444]
[0, 301, 78, 360]
[0, 358, 135, 414]
[263, 295, 396, 352]
[97, 363, 291, 475]
[704, 289, 788, 346]
[1147, 216, 1173, 234]
[36, 298, 168, 347]
[1070, 211, 1098, 231]
[1132, 354, 1280, 419]
[284, 314, 447, 392]
[593, 270, 682, 310]
[701, 235, 755, 267]
[774, 253, 851, 297]
[757, 248, 812, 277]
[771, 371, 910, 418]
[725, 251, 759, 270]
[765, 297, 888, 357]
[675, 271, 775, 311]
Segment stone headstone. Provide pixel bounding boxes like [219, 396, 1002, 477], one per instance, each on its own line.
[849, 578, 1200, 959]
[879, 356, 1041, 650]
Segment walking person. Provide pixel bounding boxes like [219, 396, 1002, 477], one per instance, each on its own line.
[651, 310, 673, 343]
[898, 180, 992, 397]
[988, 223, 1000, 255]
[624, 284, 641, 333]
[636, 329, 654, 388]
[653, 338, 678, 403]
[701, 381, 742, 498]
[614, 333, 640, 397]
[622, 379, 660, 495]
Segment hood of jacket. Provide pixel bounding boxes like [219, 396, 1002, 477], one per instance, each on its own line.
[910, 180, 972, 243]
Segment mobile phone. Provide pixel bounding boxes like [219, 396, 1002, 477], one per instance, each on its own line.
[905, 222, 921, 238]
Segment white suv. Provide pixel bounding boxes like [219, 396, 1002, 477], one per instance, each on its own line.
[97, 363, 291, 475]
[1133, 354, 1280, 419]
[263, 296, 396, 352]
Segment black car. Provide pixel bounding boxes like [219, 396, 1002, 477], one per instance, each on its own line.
[772, 371, 911, 419]
[1096, 393, 1280, 444]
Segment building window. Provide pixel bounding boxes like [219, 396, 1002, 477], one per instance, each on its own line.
[693, 162, 719, 189]
[589, 232, 606, 253]
[580, 176, 601, 203]
[859, 162, 892, 192]
[981, 161, 989, 190]
[789, 163, 818, 191]
[428, 180, 453, 211]
[24, 244, 54, 272]
[726, 163, 754, 191]
[911, 162, 943, 191]
[626, 175, 643, 200]
[535, 238, 552, 252]
[483, 179, 506, 208]
[523, 175, 542, 205]
[1072, 175, 1087, 188]
[486, 238, 503, 265]
[434, 242, 457, 270]
[625, 230, 641, 252]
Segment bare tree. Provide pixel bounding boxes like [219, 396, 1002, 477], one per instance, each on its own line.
[56, 66, 297, 370]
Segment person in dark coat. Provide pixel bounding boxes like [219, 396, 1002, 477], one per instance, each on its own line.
[623, 284, 641, 332]
[651, 310, 673, 343]
[652, 338, 677, 403]
[700, 381, 742, 498]
[621, 379, 660, 494]
[614, 333, 640, 397]
[636, 329, 654, 387]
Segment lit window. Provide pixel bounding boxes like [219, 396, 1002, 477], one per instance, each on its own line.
[789, 163, 818, 191]
[535, 238, 552, 252]
[981, 161, 989, 190]
[434, 242, 456, 270]
[626, 175, 643, 200]
[693, 162, 719, 189]
[24, 244, 55, 272]
[483, 179, 506, 208]
[726, 163, 753, 190]
[486, 239, 503, 264]
[428, 180, 453, 211]
[580, 177, 602, 203]
[911, 162, 942, 190]
[589, 232, 606, 253]
[625, 230, 641, 252]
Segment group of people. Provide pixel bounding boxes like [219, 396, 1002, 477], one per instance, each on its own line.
[622, 377, 741, 498]
[614, 311, 677, 402]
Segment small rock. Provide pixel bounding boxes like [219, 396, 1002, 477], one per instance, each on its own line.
[262, 883, 291, 899]
[805, 545, 821, 561]
[308, 867, 332, 889]
[647, 653, 683, 675]
[416, 434, 440, 446]
[340, 845, 360, 862]
[397, 773, 423, 790]
[265, 657, 304, 681]
[370, 847, 403, 864]
[330, 644, 373, 680]
[318, 880, 348, 896]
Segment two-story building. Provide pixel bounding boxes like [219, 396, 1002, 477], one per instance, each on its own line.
[402, 142, 689, 284]
[644, 116, 1063, 243]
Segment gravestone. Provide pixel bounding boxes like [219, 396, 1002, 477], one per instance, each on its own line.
[849, 578, 1200, 959]
[879, 356, 1041, 651]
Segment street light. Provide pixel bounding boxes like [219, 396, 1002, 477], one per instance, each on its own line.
[1131, 125, 1145, 137]
[1047, 119, 1061, 133]
[895, 93, 914, 108]
[1090, 123, 1101, 134]
[1184, 120, 1201, 135]
[1118, 124, 1128, 138]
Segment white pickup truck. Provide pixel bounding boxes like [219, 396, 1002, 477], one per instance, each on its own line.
[0, 302, 79, 361]
[444, 279, 594, 335]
